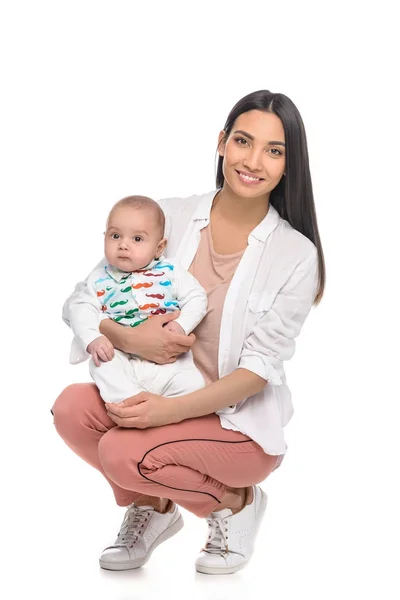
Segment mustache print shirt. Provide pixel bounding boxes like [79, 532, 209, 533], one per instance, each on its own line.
[68, 255, 208, 363]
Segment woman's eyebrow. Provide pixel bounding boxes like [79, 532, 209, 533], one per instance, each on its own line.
[233, 129, 286, 146]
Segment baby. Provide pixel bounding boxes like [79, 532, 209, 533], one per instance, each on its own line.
[68, 195, 207, 403]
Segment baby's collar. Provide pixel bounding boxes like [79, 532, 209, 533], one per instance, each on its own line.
[105, 255, 165, 282]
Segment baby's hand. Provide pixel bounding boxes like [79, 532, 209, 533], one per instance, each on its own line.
[87, 335, 115, 367]
[163, 321, 186, 335]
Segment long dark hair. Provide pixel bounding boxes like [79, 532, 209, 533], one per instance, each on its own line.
[216, 90, 325, 305]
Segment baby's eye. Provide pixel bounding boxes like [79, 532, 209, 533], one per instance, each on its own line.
[111, 233, 120, 239]
[134, 236, 143, 242]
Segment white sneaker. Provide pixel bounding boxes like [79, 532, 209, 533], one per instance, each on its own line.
[195, 485, 268, 575]
[99, 501, 184, 570]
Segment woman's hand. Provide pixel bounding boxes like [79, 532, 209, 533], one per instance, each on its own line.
[100, 311, 195, 364]
[105, 392, 181, 429]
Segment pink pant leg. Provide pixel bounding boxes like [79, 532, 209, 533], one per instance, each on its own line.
[52, 383, 282, 518]
[52, 383, 140, 506]
[98, 415, 280, 517]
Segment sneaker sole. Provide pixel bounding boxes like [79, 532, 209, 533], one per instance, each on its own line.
[99, 513, 184, 571]
[195, 487, 268, 575]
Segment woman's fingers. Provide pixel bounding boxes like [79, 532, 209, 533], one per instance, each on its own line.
[106, 408, 145, 429]
[107, 412, 139, 427]
[166, 355, 178, 363]
[167, 332, 196, 353]
[105, 400, 141, 416]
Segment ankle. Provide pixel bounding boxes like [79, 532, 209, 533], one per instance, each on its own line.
[135, 496, 173, 514]
[218, 487, 247, 514]
[245, 486, 254, 505]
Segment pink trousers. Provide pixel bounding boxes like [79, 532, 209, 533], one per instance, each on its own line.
[52, 383, 283, 518]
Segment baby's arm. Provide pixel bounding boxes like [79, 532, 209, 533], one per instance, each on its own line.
[62, 257, 106, 328]
[69, 269, 112, 360]
[166, 262, 208, 335]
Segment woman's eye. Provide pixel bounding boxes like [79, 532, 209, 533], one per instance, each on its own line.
[269, 148, 282, 156]
[235, 137, 248, 146]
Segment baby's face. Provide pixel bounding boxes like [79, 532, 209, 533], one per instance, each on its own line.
[104, 206, 165, 272]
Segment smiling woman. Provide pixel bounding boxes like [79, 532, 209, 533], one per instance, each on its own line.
[218, 111, 286, 190]
[53, 89, 325, 576]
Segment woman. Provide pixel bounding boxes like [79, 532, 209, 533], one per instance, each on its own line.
[53, 89, 325, 576]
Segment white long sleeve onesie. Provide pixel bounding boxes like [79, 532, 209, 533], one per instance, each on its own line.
[69, 256, 208, 403]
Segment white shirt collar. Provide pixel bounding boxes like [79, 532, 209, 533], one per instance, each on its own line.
[191, 189, 281, 243]
[105, 255, 166, 282]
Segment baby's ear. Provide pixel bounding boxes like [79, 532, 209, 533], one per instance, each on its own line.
[158, 237, 168, 255]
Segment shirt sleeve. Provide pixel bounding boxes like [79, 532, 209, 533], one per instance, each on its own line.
[62, 258, 107, 328]
[171, 262, 208, 335]
[68, 269, 110, 354]
[238, 247, 319, 385]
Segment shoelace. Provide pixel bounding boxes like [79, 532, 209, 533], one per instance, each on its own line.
[203, 514, 229, 555]
[114, 504, 151, 547]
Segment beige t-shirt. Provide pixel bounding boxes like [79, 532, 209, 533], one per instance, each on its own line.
[188, 224, 245, 385]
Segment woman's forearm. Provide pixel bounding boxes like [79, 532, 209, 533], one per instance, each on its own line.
[172, 368, 267, 422]
[99, 319, 135, 353]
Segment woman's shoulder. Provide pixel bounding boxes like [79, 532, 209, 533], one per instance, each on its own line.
[156, 190, 216, 218]
[274, 215, 317, 262]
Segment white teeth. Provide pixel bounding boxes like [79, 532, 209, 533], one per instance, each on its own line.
[239, 172, 261, 181]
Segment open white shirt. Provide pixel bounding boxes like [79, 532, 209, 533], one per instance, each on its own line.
[63, 190, 319, 455]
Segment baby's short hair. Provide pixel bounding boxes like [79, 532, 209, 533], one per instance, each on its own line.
[109, 195, 165, 237]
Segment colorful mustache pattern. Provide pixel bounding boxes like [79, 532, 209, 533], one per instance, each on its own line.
[151, 308, 167, 315]
[130, 317, 148, 327]
[139, 303, 160, 310]
[95, 261, 180, 329]
[110, 299, 129, 308]
[131, 282, 153, 289]
[104, 291, 116, 305]
[113, 308, 139, 322]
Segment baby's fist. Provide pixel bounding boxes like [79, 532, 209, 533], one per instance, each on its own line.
[87, 335, 115, 367]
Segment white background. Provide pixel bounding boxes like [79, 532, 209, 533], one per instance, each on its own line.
[1, 1, 399, 598]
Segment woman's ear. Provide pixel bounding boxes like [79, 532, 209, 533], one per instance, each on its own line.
[217, 130, 226, 157]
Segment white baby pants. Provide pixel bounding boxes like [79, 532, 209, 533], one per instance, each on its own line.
[89, 349, 206, 403]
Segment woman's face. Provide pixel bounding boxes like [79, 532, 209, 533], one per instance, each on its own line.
[218, 110, 286, 200]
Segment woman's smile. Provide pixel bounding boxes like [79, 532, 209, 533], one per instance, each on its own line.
[236, 169, 265, 185]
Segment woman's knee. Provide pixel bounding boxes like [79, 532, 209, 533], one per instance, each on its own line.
[98, 428, 145, 488]
[52, 383, 102, 435]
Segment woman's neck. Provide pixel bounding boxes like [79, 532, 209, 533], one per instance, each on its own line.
[212, 186, 270, 227]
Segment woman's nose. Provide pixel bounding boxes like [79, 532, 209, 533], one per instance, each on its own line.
[243, 149, 263, 171]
